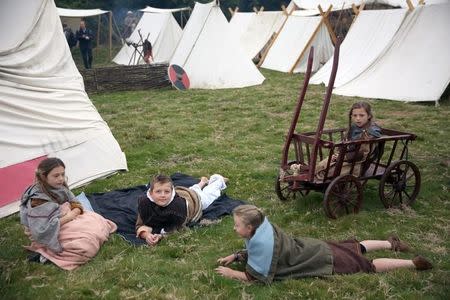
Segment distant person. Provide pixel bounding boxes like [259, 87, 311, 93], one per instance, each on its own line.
[62, 23, 77, 49]
[76, 20, 94, 69]
[123, 11, 136, 38]
[215, 205, 433, 283]
[143, 39, 153, 64]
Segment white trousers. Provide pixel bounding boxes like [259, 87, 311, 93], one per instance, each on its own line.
[189, 174, 227, 210]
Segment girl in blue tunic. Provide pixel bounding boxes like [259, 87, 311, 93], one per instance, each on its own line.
[215, 205, 432, 283]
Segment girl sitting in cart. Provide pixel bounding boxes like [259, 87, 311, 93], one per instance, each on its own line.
[215, 205, 432, 283]
[315, 101, 382, 180]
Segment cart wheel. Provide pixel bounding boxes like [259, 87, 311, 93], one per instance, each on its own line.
[324, 174, 363, 219]
[275, 162, 309, 201]
[379, 160, 420, 208]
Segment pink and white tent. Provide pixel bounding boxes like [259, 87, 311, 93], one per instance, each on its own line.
[0, 0, 127, 217]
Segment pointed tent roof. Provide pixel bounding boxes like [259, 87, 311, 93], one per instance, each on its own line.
[0, 0, 127, 217]
[260, 11, 334, 73]
[289, 0, 448, 10]
[310, 8, 409, 87]
[334, 3, 450, 102]
[170, 1, 265, 89]
[113, 10, 182, 65]
[229, 11, 255, 39]
[231, 11, 287, 60]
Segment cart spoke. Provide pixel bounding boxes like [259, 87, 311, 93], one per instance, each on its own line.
[280, 185, 290, 192]
[402, 189, 412, 200]
[405, 172, 415, 181]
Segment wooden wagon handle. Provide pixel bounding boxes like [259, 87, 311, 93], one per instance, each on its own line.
[280, 46, 315, 168]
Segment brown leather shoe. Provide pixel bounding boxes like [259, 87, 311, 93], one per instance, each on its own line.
[412, 255, 433, 271]
[388, 234, 410, 252]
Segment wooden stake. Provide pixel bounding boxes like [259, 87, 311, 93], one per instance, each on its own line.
[350, 3, 365, 28]
[318, 4, 337, 44]
[257, 6, 295, 67]
[406, 0, 415, 11]
[228, 7, 239, 17]
[96, 15, 100, 47]
[109, 11, 112, 59]
[289, 5, 333, 74]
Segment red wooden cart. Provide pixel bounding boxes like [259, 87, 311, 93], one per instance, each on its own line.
[275, 41, 421, 219]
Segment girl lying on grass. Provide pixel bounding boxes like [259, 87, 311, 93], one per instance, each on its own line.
[136, 174, 228, 246]
[215, 205, 432, 284]
[20, 158, 117, 270]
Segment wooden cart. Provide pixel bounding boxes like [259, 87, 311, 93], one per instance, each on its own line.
[275, 41, 421, 219]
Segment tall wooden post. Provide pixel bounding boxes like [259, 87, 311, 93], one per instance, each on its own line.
[109, 12, 112, 59]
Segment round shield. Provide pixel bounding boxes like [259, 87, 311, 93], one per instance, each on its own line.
[168, 64, 190, 90]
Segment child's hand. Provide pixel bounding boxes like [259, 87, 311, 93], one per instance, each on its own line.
[145, 233, 162, 246]
[215, 266, 234, 278]
[217, 254, 235, 266]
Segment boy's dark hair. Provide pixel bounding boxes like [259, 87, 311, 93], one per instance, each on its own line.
[149, 174, 173, 192]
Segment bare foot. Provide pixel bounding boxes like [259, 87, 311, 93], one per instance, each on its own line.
[198, 176, 209, 189]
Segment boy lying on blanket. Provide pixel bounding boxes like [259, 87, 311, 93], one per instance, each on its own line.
[136, 174, 228, 245]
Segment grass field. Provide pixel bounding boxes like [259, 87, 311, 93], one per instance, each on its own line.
[1, 48, 449, 299]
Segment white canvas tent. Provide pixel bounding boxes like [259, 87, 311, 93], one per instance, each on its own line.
[57, 7, 109, 32]
[260, 11, 334, 73]
[113, 8, 183, 65]
[310, 8, 409, 86]
[170, 1, 265, 89]
[289, 0, 448, 10]
[0, 0, 127, 217]
[230, 11, 286, 60]
[334, 3, 450, 102]
[229, 11, 255, 39]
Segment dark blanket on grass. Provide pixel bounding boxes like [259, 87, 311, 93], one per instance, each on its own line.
[87, 173, 246, 245]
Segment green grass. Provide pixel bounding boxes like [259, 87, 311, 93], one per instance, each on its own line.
[1, 64, 449, 299]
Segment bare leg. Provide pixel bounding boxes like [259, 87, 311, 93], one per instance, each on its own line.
[373, 258, 415, 272]
[197, 177, 209, 189]
[361, 235, 410, 252]
[360, 240, 391, 252]
[373, 255, 432, 272]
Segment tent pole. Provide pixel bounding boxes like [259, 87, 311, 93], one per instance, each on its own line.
[96, 15, 101, 56]
[111, 13, 124, 45]
[288, 5, 333, 74]
[318, 5, 337, 44]
[109, 12, 112, 59]
[350, 3, 365, 28]
[257, 5, 294, 68]
[181, 11, 184, 27]
[406, 0, 415, 11]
